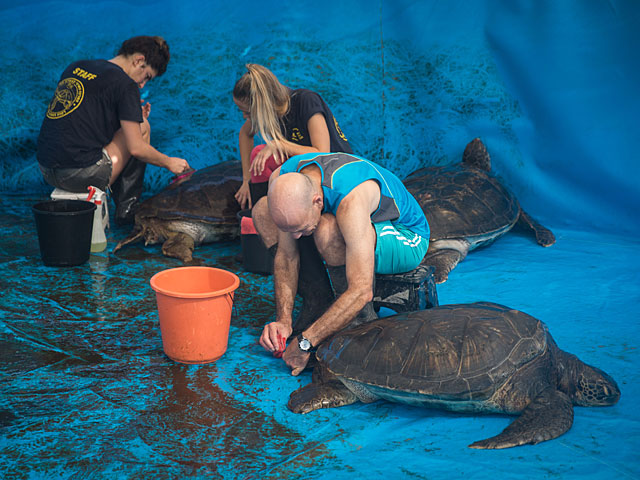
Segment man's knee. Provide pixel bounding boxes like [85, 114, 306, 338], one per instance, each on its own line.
[313, 213, 335, 249]
[252, 197, 268, 224]
[314, 214, 345, 265]
[252, 197, 279, 248]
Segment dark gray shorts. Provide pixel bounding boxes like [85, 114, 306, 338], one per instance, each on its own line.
[39, 150, 112, 192]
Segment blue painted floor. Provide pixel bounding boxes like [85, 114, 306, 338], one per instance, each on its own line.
[0, 194, 638, 479]
[1, 0, 638, 476]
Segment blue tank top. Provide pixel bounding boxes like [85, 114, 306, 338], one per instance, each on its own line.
[280, 152, 430, 239]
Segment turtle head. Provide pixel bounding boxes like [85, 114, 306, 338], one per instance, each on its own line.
[555, 346, 620, 406]
[569, 356, 620, 407]
[572, 362, 621, 407]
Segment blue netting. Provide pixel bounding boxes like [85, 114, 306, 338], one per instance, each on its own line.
[2, 0, 638, 233]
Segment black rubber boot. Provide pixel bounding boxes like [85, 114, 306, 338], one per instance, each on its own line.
[111, 156, 147, 225]
[268, 237, 334, 336]
[326, 265, 378, 327]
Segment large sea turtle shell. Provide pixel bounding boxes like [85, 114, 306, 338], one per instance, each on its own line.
[404, 164, 519, 243]
[114, 160, 242, 262]
[318, 302, 545, 404]
[402, 139, 555, 283]
[289, 302, 620, 449]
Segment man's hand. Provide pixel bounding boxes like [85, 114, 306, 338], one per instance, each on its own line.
[283, 340, 311, 376]
[259, 320, 292, 354]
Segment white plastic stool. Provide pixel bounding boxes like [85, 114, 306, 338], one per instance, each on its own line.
[50, 186, 110, 253]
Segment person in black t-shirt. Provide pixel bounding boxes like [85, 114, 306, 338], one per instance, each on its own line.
[37, 36, 191, 223]
[232, 63, 352, 209]
[232, 65, 353, 356]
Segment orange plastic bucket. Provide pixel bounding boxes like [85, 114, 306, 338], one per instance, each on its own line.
[149, 266, 240, 364]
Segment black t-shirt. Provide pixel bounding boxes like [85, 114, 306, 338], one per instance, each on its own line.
[282, 89, 352, 153]
[37, 59, 143, 169]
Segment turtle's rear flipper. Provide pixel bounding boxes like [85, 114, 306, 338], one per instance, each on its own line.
[421, 249, 463, 284]
[162, 232, 196, 263]
[462, 138, 492, 172]
[469, 388, 573, 449]
[516, 209, 556, 247]
[113, 227, 145, 253]
[288, 379, 358, 414]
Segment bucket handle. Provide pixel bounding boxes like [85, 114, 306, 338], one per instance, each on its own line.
[224, 292, 237, 318]
[228, 292, 241, 319]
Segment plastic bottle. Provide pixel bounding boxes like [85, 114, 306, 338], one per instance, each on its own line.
[90, 200, 107, 252]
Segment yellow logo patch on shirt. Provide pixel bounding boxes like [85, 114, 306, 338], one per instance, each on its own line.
[46, 77, 84, 119]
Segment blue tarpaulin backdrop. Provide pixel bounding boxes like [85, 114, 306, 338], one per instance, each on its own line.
[0, 1, 638, 479]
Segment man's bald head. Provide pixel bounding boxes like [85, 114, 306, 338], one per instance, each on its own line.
[268, 172, 316, 231]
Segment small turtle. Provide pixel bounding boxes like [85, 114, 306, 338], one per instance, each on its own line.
[114, 161, 242, 263]
[289, 302, 620, 449]
[403, 139, 555, 283]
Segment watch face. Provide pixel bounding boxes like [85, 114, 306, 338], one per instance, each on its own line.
[299, 337, 312, 351]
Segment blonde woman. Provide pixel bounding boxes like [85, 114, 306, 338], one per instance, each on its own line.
[232, 63, 352, 208]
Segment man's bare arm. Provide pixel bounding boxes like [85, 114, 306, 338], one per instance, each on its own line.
[274, 231, 299, 327]
[259, 229, 299, 353]
[301, 181, 379, 347]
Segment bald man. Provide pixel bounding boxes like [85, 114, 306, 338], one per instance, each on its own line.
[252, 152, 430, 375]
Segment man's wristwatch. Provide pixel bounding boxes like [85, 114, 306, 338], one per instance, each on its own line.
[297, 333, 314, 352]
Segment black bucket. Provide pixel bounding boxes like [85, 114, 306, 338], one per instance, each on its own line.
[32, 199, 97, 267]
[237, 209, 272, 274]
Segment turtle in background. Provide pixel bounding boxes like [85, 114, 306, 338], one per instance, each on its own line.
[404, 138, 556, 283]
[113, 161, 242, 263]
[288, 302, 620, 449]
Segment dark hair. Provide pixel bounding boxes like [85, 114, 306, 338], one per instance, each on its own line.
[118, 36, 170, 76]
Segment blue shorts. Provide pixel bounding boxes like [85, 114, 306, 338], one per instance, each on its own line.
[39, 149, 112, 192]
[373, 221, 429, 274]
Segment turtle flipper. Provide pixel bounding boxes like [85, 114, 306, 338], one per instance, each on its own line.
[469, 389, 573, 449]
[113, 226, 145, 253]
[462, 138, 491, 172]
[288, 378, 357, 414]
[421, 248, 464, 284]
[516, 209, 556, 247]
[161, 232, 196, 263]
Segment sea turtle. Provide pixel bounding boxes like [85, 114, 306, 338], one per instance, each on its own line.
[113, 160, 242, 262]
[403, 138, 556, 283]
[288, 302, 620, 449]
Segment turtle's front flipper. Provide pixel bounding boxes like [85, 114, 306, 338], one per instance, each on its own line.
[469, 388, 573, 449]
[288, 379, 357, 414]
[421, 248, 464, 284]
[162, 232, 196, 263]
[517, 209, 556, 247]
